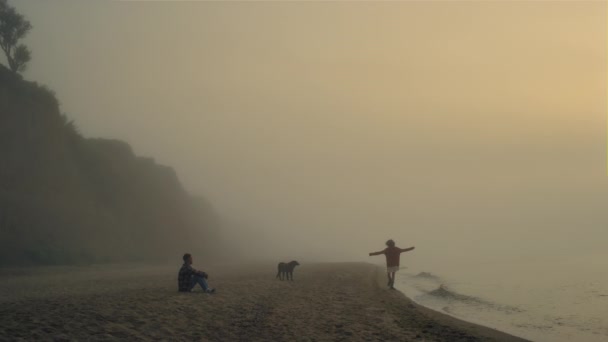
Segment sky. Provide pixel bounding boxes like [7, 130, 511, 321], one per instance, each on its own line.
[10, 1, 607, 269]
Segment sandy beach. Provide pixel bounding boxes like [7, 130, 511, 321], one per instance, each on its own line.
[0, 262, 529, 341]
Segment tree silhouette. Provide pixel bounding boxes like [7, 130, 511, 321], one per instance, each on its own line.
[0, 0, 32, 73]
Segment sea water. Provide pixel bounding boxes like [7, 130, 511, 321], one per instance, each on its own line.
[392, 251, 608, 342]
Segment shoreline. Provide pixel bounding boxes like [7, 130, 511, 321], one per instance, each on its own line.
[367, 263, 530, 342]
[0, 262, 530, 341]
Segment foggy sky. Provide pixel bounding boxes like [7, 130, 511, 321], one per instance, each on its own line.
[11, 1, 607, 270]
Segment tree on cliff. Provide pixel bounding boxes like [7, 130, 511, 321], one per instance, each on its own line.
[0, 0, 32, 73]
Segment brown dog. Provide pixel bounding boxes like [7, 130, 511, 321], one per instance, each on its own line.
[276, 260, 300, 281]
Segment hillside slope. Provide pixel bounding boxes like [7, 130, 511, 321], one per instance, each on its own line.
[0, 65, 218, 265]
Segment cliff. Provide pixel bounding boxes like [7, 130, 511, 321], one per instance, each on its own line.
[0, 65, 219, 265]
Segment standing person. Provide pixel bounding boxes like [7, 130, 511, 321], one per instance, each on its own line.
[369, 240, 415, 289]
[178, 253, 216, 293]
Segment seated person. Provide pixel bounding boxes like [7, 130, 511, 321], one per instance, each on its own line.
[178, 253, 215, 293]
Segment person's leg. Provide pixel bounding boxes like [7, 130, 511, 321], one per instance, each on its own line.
[390, 272, 396, 288]
[387, 272, 392, 286]
[191, 274, 210, 291]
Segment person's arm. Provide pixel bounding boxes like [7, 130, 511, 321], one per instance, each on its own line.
[369, 249, 385, 256]
[186, 265, 201, 276]
[191, 266, 208, 278]
[400, 246, 415, 253]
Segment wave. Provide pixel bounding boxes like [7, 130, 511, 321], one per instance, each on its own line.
[428, 284, 479, 301]
[413, 272, 441, 281]
[424, 284, 524, 314]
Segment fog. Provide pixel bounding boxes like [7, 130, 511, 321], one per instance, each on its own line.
[14, 1, 606, 270]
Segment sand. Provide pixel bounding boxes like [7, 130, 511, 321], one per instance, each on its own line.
[0, 262, 529, 341]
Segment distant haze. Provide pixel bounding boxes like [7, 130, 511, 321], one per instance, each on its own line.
[13, 1, 606, 269]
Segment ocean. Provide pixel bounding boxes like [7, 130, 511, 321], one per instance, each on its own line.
[393, 251, 608, 342]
